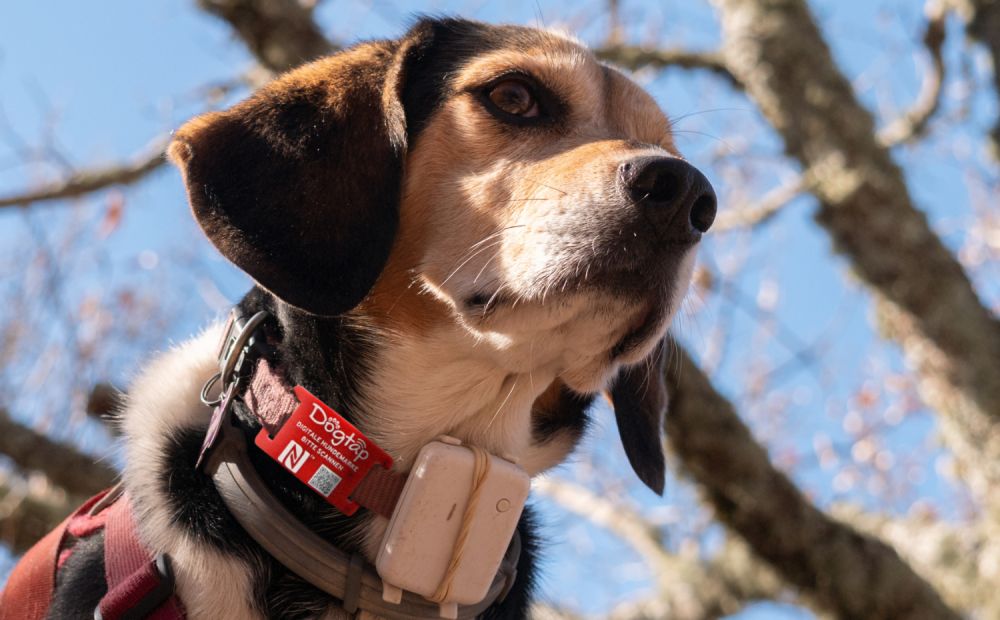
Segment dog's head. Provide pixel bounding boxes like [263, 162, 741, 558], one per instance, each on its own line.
[169, 18, 715, 494]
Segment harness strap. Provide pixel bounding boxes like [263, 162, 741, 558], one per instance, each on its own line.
[0, 490, 112, 620]
[96, 497, 184, 620]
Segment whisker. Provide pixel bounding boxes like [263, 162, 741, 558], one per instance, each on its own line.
[473, 251, 500, 285]
[486, 377, 519, 431]
[482, 286, 507, 315]
[667, 107, 745, 128]
[522, 178, 568, 197]
[439, 239, 504, 287]
[467, 224, 527, 251]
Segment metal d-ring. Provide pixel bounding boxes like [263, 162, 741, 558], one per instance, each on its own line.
[200, 372, 224, 407]
[200, 310, 269, 408]
[219, 311, 269, 385]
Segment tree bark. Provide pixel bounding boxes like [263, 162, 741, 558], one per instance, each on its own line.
[711, 0, 1000, 507]
[196, 0, 335, 73]
[0, 409, 117, 497]
[665, 345, 960, 619]
[0, 475, 76, 555]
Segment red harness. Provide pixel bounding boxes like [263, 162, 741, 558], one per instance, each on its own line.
[0, 486, 184, 620]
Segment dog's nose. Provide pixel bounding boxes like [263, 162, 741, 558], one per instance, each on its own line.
[619, 156, 717, 235]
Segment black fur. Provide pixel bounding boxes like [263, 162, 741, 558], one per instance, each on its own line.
[47, 532, 107, 620]
[609, 340, 669, 495]
[531, 385, 594, 445]
[144, 287, 538, 618]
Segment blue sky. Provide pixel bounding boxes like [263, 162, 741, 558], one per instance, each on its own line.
[1, 1, 996, 617]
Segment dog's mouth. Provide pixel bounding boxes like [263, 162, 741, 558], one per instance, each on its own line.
[610, 300, 665, 359]
[460, 260, 678, 326]
[463, 290, 512, 314]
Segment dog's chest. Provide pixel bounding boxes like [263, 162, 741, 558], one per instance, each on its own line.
[361, 326, 561, 473]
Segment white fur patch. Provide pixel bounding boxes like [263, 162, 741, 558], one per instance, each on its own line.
[119, 324, 263, 620]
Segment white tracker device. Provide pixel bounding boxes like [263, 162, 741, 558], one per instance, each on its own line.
[376, 437, 529, 613]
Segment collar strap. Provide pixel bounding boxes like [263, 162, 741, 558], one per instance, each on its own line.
[244, 356, 407, 519]
[205, 410, 520, 619]
[201, 312, 406, 519]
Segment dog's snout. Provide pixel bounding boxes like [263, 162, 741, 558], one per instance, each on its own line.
[619, 157, 717, 235]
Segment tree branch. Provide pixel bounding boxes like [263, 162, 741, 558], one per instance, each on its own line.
[834, 505, 1000, 617]
[535, 476, 786, 619]
[877, 3, 948, 146]
[713, 174, 813, 232]
[0, 408, 117, 497]
[712, 0, 1000, 508]
[718, 4, 948, 232]
[0, 472, 76, 555]
[196, 0, 336, 74]
[949, 0, 1000, 159]
[594, 45, 740, 88]
[664, 343, 960, 619]
[0, 136, 168, 210]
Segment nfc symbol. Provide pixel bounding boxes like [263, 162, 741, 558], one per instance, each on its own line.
[278, 440, 310, 473]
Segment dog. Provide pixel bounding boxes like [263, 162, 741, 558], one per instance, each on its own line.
[45, 17, 715, 619]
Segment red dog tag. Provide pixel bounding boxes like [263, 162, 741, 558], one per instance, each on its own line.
[255, 386, 392, 516]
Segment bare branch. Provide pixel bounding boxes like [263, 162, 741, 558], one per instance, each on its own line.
[535, 477, 787, 620]
[534, 478, 675, 583]
[664, 343, 961, 619]
[713, 0, 1000, 508]
[595, 45, 740, 88]
[713, 175, 812, 232]
[0, 136, 168, 210]
[196, 0, 335, 74]
[877, 3, 948, 146]
[0, 472, 75, 555]
[606, 0, 624, 46]
[949, 0, 1000, 159]
[835, 505, 1000, 617]
[0, 408, 117, 497]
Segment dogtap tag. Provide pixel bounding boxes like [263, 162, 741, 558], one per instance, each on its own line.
[255, 386, 392, 516]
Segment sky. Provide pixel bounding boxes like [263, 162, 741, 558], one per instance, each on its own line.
[0, 1, 996, 617]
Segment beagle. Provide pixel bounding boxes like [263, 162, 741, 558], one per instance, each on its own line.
[48, 17, 715, 619]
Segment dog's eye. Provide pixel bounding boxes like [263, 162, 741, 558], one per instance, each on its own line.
[486, 79, 540, 118]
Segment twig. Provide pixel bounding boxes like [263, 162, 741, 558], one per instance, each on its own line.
[0, 136, 168, 210]
[535, 477, 786, 619]
[606, 0, 624, 46]
[595, 45, 740, 88]
[534, 477, 673, 581]
[712, 175, 814, 232]
[877, 2, 948, 146]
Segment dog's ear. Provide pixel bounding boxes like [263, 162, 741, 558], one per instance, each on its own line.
[608, 340, 669, 495]
[168, 37, 425, 316]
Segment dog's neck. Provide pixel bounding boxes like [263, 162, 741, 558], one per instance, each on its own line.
[231, 287, 585, 560]
[239, 287, 581, 478]
[361, 321, 564, 474]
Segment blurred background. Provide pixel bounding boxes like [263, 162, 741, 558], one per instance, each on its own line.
[1, 0, 998, 618]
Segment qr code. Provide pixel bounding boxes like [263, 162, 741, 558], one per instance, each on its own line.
[307, 465, 341, 497]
